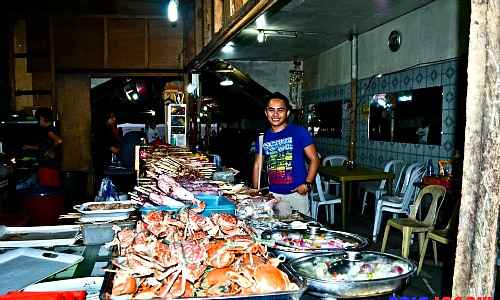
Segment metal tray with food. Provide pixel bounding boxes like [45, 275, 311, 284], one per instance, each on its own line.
[260, 227, 368, 260]
[289, 251, 416, 298]
[0, 225, 81, 248]
[73, 201, 137, 215]
[99, 260, 306, 300]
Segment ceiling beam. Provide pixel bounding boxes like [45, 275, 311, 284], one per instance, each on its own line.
[187, 0, 279, 71]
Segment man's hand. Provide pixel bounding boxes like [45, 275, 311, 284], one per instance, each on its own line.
[292, 184, 309, 195]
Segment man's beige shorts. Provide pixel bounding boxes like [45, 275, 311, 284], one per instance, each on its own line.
[272, 192, 310, 217]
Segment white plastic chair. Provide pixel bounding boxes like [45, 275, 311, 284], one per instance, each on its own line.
[360, 160, 407, 215]
[321, 155, 347, 196]
[372, 162, 426, 242]
[309, 173, 341, 224]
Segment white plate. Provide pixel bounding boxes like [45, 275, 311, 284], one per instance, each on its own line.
[0, 225, 81, 248]
[78, 214, 130, 223]
[0, 248, 84, 294]
[24, 276, 104, 299]
[73, 201, 136, 215]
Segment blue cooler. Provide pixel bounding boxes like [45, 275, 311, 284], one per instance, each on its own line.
[196, 194, 235, 217]
[140, 195, 235, 217]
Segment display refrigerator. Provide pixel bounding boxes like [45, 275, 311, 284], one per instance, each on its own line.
[166, 104, 187, 146]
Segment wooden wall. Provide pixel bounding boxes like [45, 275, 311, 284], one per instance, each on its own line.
[53, 16, 183, 70]
[148, 19, 184, 68]
[54, 18, 105, 69]
[56, 74, 91, 172]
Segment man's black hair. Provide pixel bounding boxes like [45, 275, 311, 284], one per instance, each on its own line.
[36, 107, 52, 122]
[264, 92, 292, 110]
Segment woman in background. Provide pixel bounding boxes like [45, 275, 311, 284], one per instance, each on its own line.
[23, 108, 63, 165]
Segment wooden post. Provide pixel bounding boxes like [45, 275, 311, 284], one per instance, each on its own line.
[452, 0, 500, 296]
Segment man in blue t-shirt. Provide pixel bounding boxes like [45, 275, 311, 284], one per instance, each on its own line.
[252, 92, 320, 216]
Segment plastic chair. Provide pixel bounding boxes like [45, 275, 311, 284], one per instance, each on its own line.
[372, 162, 425, 242]
[381, 185, 447, 258]
[321, 155, 347, 196]
[417, 199, 460, 274]
[360, 160, 407, 215]
[309, 173, 341, 224]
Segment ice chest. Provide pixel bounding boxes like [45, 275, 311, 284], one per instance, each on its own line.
[140, 195, 235, 217]
[196, 194, 235, 217]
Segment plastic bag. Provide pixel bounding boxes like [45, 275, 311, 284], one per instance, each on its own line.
[95, 177, 119, 202]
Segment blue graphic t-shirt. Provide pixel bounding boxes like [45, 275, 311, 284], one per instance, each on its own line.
[255, 124, 313, 194]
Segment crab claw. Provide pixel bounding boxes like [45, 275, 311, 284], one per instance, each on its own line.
[191, 200, 206, 213]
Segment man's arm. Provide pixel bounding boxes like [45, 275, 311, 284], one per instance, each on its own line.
[252, 154, 262, 189]
[304, 144, 320, 184]
[292, 144, 320, 195]
[48, 131, 63, 146]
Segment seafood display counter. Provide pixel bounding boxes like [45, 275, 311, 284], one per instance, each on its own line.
[0, 145, 417, 299]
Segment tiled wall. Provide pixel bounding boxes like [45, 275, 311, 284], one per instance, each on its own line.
[303, 83, 351, 158]
[303, 59, 465, 169]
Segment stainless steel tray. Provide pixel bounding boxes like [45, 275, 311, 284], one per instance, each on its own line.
[260, 228, 368, 260]
[100, 261, 306, 300]
[74, 201, 137, 215]
[289, 251, 416, 298]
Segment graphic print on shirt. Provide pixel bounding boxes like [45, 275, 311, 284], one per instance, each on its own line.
[263, 137, 293, 185]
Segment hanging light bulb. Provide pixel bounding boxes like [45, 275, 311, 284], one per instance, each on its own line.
[220, 77, 233, 86]
[257, 30, 265, 44]
[167, 0, 179, 23]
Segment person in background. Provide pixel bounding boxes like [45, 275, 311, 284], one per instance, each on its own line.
[252, 92, 320, 217]
[22, 107, 63, 164]
[103, 111, 122, 164]
[146, 120, 161, 144]
[416, 118, 430, 144]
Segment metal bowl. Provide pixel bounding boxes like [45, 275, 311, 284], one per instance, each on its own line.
[260, 228, 368, 260]
[289, 251, 417, 298]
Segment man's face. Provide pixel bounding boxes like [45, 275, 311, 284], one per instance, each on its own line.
[265, 99, 288, 127]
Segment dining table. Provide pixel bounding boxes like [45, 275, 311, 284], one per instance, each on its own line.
[319, 165, 394, 230]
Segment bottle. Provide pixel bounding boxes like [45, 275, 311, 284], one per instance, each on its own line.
[426, 159, 435, 176]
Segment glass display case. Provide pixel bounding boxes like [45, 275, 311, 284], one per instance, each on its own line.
[167, 104, 187, 146]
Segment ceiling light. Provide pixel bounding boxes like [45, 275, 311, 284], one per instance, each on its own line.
[256, 15, 266, 28]
[265, 30, 297, 38]
[167, 0, 179, 23]
[220, 77, 233, 86]
[132, 93, 139, 100]
[221, 42, 234, 53]
[257, 30, 265, 43]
